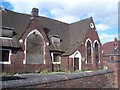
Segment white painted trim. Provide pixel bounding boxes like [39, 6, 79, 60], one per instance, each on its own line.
[0, 49, 11, 64]
[85, 38, 93, 64]
[51, 52, 61, 64]
[23, 29, 46, 64]
[52, 62, 61, 64]
[85, 38, 92, 46]
[0, 37, 13, 40]
[93, 40, 100, 63]
[93, 40, 100, 48]
[69, 50, 82, 70]
[46, 42, 49, 46]
[51, 52, 54, 63]
[19, 39, 23, 43]
[90, 22, 94, 28]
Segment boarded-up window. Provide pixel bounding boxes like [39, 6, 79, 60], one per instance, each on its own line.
[86, 40, 92, 63]
[26, 31, 44, 64]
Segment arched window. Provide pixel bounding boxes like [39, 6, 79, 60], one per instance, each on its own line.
[86, 40, 92, 64]
[25, 30, 45, 64]
[94, 41, 99, 63]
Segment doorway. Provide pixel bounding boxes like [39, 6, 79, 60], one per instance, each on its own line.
[74, 58, 79, 70]
[73, 51, 81, 71]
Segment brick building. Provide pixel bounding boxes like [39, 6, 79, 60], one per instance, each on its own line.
[103, 37, 120, 61]
[0, 7, 103, 73]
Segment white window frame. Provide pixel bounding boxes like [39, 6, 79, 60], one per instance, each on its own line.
[93, 40, 100, 63]
[23, 29, 46, 64]
[0, 49, 11, 64]
[51, 52, 61, 64]
[0, 37, 13, 40]
[85, 38, 93, 64]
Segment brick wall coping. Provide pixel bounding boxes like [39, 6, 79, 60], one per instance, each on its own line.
[1, 69, 113, 89]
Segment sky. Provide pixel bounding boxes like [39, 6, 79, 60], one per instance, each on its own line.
[0, 0, 119, 44]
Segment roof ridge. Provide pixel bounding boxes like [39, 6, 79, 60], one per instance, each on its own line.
[4, 8, 92, 25]
[70, 17, 91, 24]
[5, 8, 69, 25]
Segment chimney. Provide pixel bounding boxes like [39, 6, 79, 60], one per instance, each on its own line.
[31, 8, 39, 17]
[114, 37, 118, 46]
[114, 37, 118, 54]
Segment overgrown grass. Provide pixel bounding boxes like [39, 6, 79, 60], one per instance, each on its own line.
[1, 66, 109, 76]
[0, 73, 14, 77]
[103, 64, 109, 70]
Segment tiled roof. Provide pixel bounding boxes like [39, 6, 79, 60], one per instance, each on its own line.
[1, 9, 93, 55]
[103, 41, 120, 55]
[0, 38, 17, 47]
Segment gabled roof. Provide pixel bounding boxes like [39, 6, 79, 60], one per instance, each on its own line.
[48, 17, 93, 55]
[103, 41, 115, 55]
[1, 8, 93, 55]
[65, 18, 91, 55]
[103, 40, 120, 55]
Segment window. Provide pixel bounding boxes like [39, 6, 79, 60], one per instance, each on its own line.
[53, 54, 60, 62]
[94, 42, 99, 63]
[86, 40, 92, 64]
[26, 31, 44, 64]
[0, 49, 11, 64]
[51, 52, 61, 64]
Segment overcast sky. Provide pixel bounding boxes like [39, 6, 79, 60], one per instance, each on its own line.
[1, 0, 119, 44]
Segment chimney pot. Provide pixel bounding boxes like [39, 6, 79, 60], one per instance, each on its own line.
[114, 37, 117, 42]
[31, 8, 39, 17]
[114, 37, 118, 46]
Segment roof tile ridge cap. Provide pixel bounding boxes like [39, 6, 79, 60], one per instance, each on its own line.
[70, 17, 91, 24]
[103, 41, 115, 45]
[5, 8, 31, 17]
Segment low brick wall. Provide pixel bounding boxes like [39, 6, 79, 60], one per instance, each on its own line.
[1, 69, 117, 89]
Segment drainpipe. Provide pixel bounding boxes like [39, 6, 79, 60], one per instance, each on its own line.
[12, 50, 19, 74]
[68, 56, 69, 71]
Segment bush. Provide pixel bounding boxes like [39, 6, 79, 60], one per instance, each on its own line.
[103, 65, 109, 70]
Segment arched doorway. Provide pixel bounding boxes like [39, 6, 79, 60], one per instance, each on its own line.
[74, 51, 82, 71]
[25, 30, 45, 64]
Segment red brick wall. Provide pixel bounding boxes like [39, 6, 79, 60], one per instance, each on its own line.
[102, 59, 120, 88]
[31, 63, 120, 88]
[80, 28, 103, 70]
[61, 56, 69, 71]
[2, 69, 119, 89]
[35, 73, 114, 88]
[61, 28, 103, 71]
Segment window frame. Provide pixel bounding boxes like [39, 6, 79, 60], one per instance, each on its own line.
[23, 29, 46, 64]
[85, 38, 93, 64]
[0, 48, 11, 64]
[0, 37, 13, 40]
[93, 40, 100, 63]
[51, 52, 61, 64]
